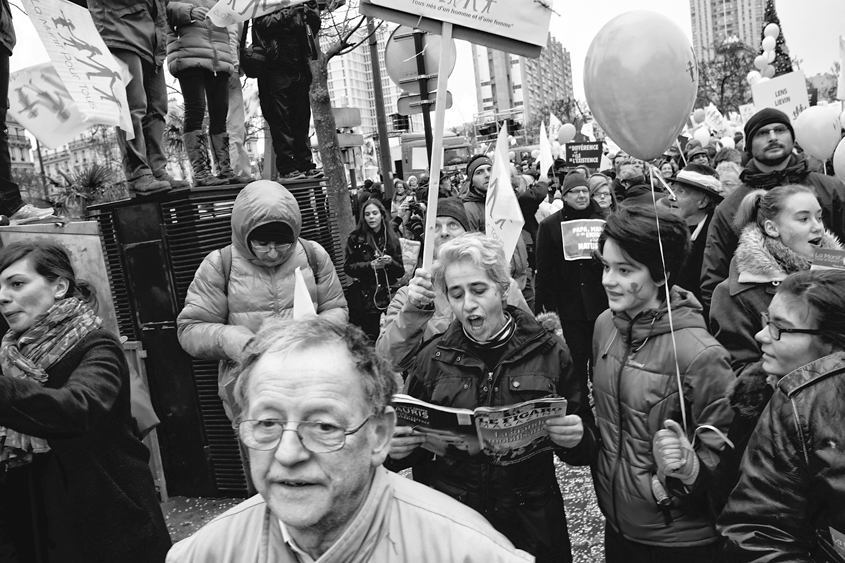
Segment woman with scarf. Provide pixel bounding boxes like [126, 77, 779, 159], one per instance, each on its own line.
[386, 233, 599, 563]
[658, 184, 843, 520]
[0, 241, 171, 562]
[344, 198, 404, 341]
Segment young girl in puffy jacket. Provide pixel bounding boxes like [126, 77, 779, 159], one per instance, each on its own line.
[591, 206, 734, 563]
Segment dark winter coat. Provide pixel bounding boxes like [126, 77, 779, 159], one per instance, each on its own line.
[165, 0, 236, 76]
[343, 226, 404, 318]
[674, 213, 712, 308]
[85, 0, 167, 66]
[0, 0, 14, 55]
[0, 330, 171, 563]
[700, 154, 845, 308]
[710, 225, 841, 379]
[591, 288, 734, 548]
[391, 306, 599, 562]
[535, 200, 608, 320]
[252, 1, 320, 76]
[719, 351, 845, 563]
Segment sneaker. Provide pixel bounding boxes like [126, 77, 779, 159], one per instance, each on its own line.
[279, 170, 306, 181]
[130, 174, 171, 195]
[9, 203, 56, 224]
[304, 168, 324, 179]
[154, 171, 190, 189]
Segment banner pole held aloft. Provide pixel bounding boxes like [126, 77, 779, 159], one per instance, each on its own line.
[421, 21, 454, 272]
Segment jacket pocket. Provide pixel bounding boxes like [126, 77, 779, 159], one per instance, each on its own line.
[430, 376, 476, 409]
[501, 373, 557, 402]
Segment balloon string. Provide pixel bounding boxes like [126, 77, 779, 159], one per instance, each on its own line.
[676, 139, 688, 167]
[649, 166, 688, 435]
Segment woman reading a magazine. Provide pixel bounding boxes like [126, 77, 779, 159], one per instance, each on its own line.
[386, 233, 599, 563]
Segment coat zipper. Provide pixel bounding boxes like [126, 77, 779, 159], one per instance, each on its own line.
[609, 321, 633, 534]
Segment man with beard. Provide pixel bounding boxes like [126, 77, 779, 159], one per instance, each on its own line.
[700, 108, 845, 308]
[535, 174, 608, 386]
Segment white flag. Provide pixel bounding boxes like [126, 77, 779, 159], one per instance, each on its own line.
[293, 267, 317, 318]
[486, 124, 525, 263]
[539, 121, 554, 182]
[838, 37, 845, 101]
[548, 112, 563, 142]
[580, 121, 596, 141]
[209, 0, 309, 27]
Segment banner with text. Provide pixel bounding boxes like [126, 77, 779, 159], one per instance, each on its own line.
[208, 0, 308, 27]
[751, 70, 809, 122]
[561, 219, 605, 261]
[368, 0, 553, 48]
[22, 0, 132, 144]
[565, 142, 604, 167]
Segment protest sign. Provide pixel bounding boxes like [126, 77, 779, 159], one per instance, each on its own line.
[20, 0, 132, 144]
[561, 219, 605, 261]
[704, 103, 726, 135]
[486, 125, 524, 263]
[811, 248, 845, 271]
[208, 0, 308, 28]
[839, 37, 845, 101]
[565, 142, 604, 167]
[293, 267, 317, 318]
[739, 103, 756, 126]
[751, 70, 809, 122]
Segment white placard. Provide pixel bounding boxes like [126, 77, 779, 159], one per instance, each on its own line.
[208, 0, 308, 27]
[751, 70, 810, 122]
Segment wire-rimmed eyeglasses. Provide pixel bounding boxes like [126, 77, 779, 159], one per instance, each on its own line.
[235, 415, 374, 453]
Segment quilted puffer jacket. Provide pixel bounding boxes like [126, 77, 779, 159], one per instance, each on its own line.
[165, 0, 235, 76]
[720, 352, 845, 563]
[176, 181, 347, 419]
[591, 287, 734, 548]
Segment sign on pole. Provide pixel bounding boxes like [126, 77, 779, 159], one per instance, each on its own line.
[397, 92, 453, 116]
[565, 142, 604, 168]
[751, 70, 810, 121]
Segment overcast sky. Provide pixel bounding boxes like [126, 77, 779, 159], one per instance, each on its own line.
[9, 0, 845, 128]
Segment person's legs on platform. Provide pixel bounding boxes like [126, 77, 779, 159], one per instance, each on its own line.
[179, 69, 226, 187]
[147, 62, 188, 189]
[227, 72, 253, 182]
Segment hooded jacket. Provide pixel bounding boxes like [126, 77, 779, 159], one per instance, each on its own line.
[711, 224, 841, 379]
[591, 287, 734, 547]
[391, 306, 599, 562]
[0, 0, 14, 55]
[720, 352, 845, 563]
[84, 0, 167, 66]
[252, 1, 320, 76]
[701, 153, 845, 308]
[176, 182, 347, 419]
[165, 0, 236, 76]
[166, 467, 533, 562]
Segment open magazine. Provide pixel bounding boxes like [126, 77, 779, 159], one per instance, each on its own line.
[392, 394, 567, 466]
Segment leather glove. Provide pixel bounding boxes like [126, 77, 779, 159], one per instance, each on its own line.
[653, 419, 700, 486]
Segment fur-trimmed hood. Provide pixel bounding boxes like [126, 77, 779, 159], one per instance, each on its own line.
[734, 224, 841, 285]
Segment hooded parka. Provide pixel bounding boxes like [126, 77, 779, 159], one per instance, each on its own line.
[591, 287, 734, 548]
[177, 181, 347, 419]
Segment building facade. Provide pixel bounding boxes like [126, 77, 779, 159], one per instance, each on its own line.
[690, 0, 765, 61]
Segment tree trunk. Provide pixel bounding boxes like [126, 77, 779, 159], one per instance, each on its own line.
[310, 50, 354, 244]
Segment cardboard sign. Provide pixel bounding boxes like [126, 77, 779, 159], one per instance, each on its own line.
[739, 103, 756, 125]
[565, 142, 604, 167]
[561, 219, 605, 261]
[811, 248, 845, 271]
[751, 70, 810, 122]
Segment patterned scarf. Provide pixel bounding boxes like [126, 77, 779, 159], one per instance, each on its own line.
[0, 298, 102, 467]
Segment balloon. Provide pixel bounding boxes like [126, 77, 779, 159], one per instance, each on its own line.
[834, 138, 845, 184]
[766, 50, 775, 63]
[584, 11, 698, 160]
[694, 127, 711, 147]
[762, 36, 776, 52]
[763, 65, 776, 79]
[693, 108, 705, 123]
[754, 55, 768, 70]
[508, 151, 516, 160]
[720, 136, 736, 150]
[764, 23, 780, 39]
[758, 77, 770, 83]
[552, 140, 562, 151]
[531, 149, 541, 159]
[557, 123, 576, 144]
[746, 70, 762, 85]
[795, 106, 842, 160]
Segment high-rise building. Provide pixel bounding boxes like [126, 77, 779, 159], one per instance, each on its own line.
[690, 0, 765, 60]
[471, 33, 573, 142]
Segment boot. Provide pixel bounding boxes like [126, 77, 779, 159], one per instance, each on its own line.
[183, 131, 227, 187]
[210, 133, 251, 184]
[154, 169, 190, 189]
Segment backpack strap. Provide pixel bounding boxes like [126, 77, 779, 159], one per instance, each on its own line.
[299, 237, 321, 285]
[220, 245, 233, 296]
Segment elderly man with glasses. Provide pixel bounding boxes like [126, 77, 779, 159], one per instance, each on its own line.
[167, 317, 532, 562]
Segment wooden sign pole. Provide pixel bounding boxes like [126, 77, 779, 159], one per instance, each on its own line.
[421, 21, 454, 272]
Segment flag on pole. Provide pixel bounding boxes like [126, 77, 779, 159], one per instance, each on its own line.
[838, 37, 845, 101]
[486, 124, 525, 263]
[548, 112, 563, 142]
[293, 267, 316, 318]
[539, 121, 554, 182]
[580, 121, 596, 141]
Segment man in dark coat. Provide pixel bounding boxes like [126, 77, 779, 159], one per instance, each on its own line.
[700, 108, 845, 308]
[535, 174, 608, 384]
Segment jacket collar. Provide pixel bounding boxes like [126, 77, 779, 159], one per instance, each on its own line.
[555, 199, 605, 222]
[611, 287, 706, 349]
[741, 154, 809, 189]
[437, 306, 550, 363]
[777, 351, 845, 398]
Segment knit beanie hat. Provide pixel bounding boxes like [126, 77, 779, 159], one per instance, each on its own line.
[743, 108, 794, 156]
[249, 222, 295, 244]
[561, 174, 590, 196]
[435, 198, 469, 232]
[466, 155, 493, 181]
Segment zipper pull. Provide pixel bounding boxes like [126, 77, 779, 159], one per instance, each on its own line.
[488, 372, 493, 386]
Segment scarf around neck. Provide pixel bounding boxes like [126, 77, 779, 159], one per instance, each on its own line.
[462, 311, 515, 350]
[0, 298, 102, 466]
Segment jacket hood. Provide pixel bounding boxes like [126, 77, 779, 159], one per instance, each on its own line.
[741, 153, 810, 189]
[735, 224, 841, 284]
[231, 181, 301, 264]
[611, 286, 706, 348]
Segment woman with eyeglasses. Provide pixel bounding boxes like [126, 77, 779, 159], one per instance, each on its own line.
[0, 241, 171, 562]
[343, 198, 404, 341]
[589, 173, 616, 216]
[718, 269, 845, 562]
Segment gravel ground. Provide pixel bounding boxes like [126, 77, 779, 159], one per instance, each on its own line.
[163, 460, 606, 559]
